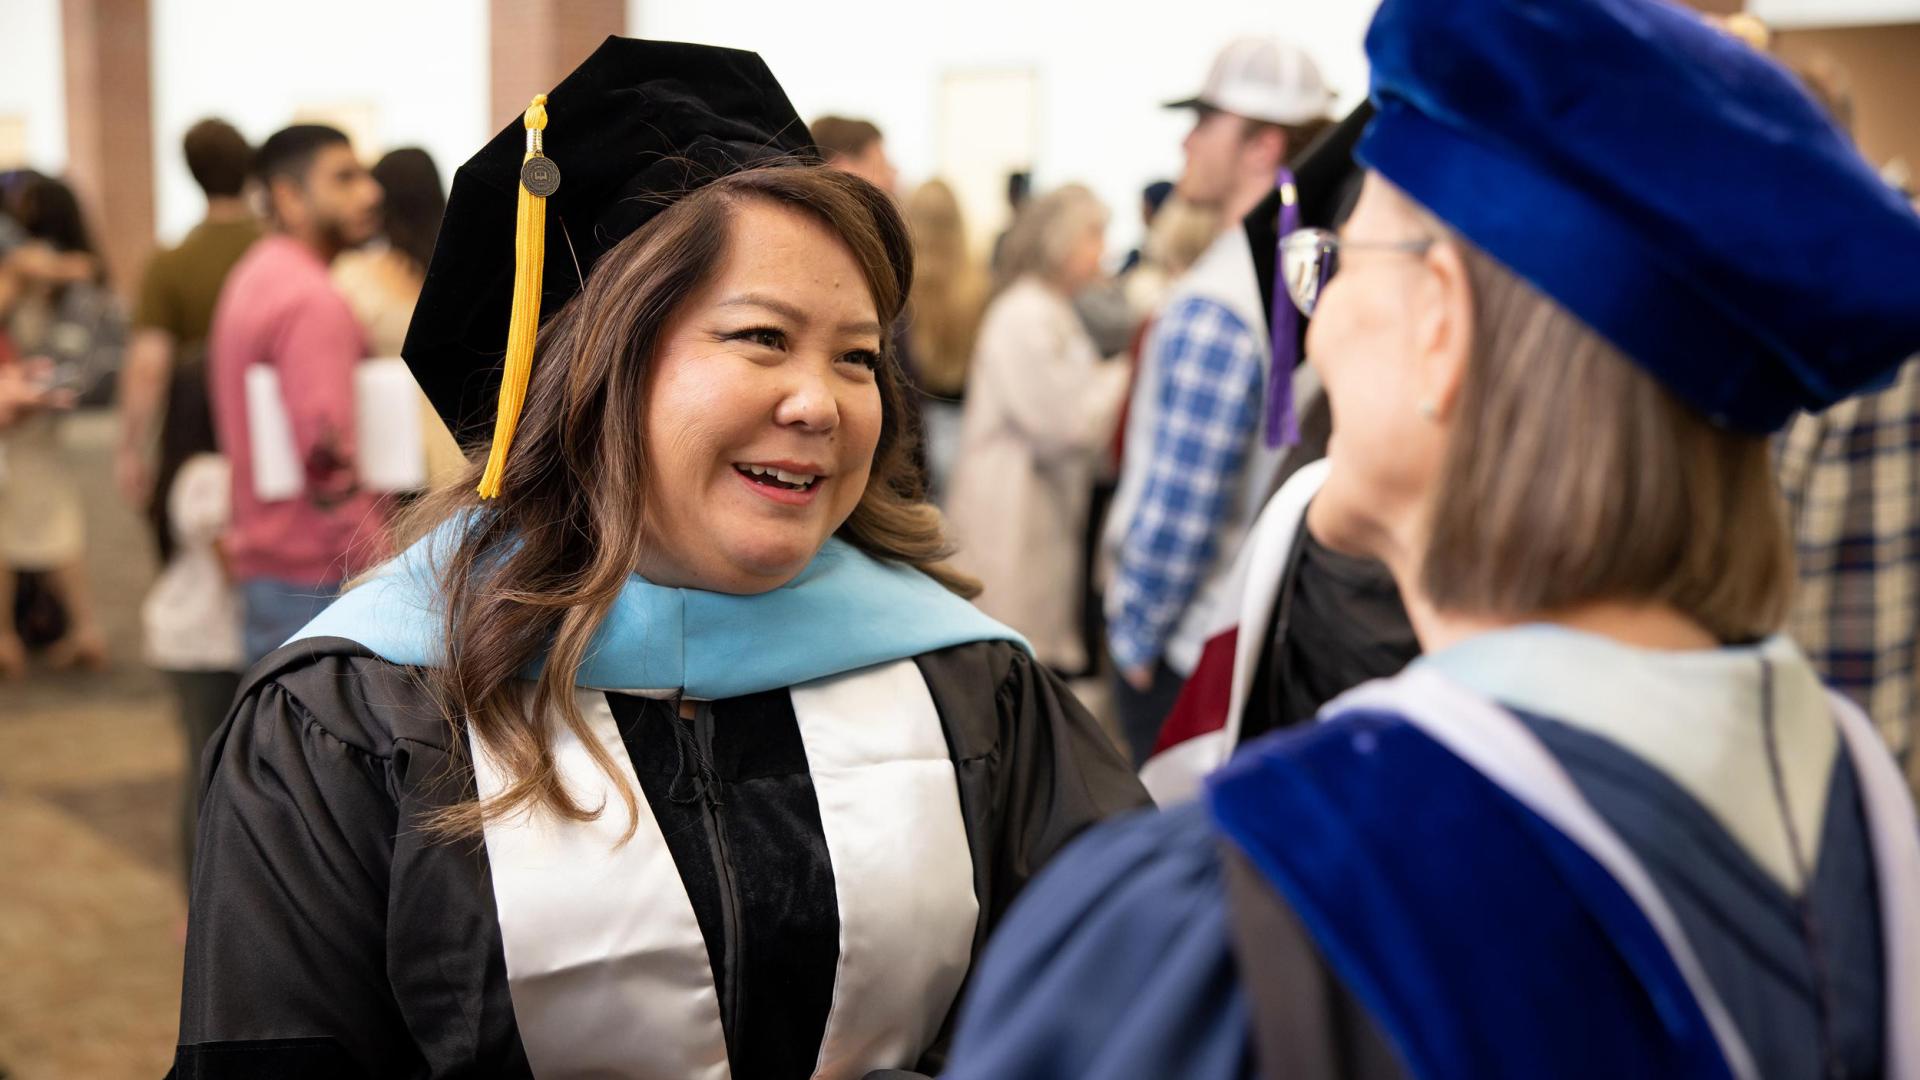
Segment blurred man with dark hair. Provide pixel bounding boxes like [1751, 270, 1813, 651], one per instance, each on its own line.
[249, 124, 382, 257]
[118, 118, 258, 541]
[206, 123, 386, 666]
[184, 118, 252, 201]
[811, 114, 898, 195]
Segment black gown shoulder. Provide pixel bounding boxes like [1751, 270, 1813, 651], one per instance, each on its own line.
[175, 638, 529, 1079]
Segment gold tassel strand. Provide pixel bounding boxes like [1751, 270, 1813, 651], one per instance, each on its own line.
[477, 94, 560, 499]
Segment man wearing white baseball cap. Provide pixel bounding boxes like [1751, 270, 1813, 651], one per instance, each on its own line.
[1164, 37, 1337, 222]
[1104, 37, 1335, 763]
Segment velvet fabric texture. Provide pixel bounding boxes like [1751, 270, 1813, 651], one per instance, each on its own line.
[403, 38, 817, 441]
[1205, 711, 1736, 1080]
[608, 689, 841, 1078]
[1522, 712, 1885, 1077]
[1357, 0, 1920, 433]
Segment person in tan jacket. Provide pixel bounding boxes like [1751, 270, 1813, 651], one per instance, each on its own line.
[947, 183, 1130, 674]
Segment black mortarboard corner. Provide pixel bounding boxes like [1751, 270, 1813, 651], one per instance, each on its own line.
[1245, 102, 1372, 448]
[402, 37, 816, 490]
[1247, 102, 1371, 335]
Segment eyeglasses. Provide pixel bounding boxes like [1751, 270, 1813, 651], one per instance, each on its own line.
[1279, 227, 1434, 317]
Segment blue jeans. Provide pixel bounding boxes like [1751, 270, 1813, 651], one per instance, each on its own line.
[241, 578, 339, 667]
[1112, 660, 1186, 767]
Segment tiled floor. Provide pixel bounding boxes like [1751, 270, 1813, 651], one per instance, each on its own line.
[1, 412, 183, 1080]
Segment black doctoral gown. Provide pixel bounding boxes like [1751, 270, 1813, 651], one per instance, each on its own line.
[170, 637, 1147, 1079]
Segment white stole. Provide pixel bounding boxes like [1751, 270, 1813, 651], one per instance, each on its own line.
[470, 659, 979, 1078]
[1139, 458, 1328, 805]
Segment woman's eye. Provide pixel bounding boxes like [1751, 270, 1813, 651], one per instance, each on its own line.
[730, 327, 785, 349]
[839, 349, 882, 371]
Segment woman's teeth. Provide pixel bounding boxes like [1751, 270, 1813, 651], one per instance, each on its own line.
[736, 464, 819, 490]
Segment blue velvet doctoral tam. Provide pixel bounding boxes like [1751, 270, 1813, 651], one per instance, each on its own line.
[1358, 0, 1920, 432]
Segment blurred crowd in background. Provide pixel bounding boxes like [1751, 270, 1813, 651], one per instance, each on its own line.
[1, 14, 1917, 911]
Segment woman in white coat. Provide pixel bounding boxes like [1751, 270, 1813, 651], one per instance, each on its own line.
[947, 184, 1130, 674]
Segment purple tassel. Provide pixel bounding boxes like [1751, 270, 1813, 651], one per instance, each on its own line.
[1265, 167, 1302, 449]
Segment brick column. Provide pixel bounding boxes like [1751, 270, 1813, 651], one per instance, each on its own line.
[61, 0, 154, 300]
[490, 0, 625, 130]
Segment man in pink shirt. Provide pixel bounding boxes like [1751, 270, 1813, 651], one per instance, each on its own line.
[208, 124, 387, 664]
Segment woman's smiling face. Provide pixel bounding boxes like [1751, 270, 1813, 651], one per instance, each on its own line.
[636, 197, 887, 594]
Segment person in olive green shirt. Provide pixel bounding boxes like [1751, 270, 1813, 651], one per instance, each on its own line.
[118, 119, 259, 890]
[118, 118, 261, 560]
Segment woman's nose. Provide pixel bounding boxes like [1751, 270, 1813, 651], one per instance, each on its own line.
[773, 367, 840, 433]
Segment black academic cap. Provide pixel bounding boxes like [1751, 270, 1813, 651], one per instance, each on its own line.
[1246, 101, 1372, 336]
[404, 37, 816, 444]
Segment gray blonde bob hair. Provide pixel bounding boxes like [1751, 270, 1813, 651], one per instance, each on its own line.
[993, 182, 1108, 293]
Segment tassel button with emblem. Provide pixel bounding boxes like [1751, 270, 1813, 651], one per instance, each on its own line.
[521, 127, 561, 198]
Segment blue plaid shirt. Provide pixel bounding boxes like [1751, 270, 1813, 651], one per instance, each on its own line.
[1108, 296, 1264, 672]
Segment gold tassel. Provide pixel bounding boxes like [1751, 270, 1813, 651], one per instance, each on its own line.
[477, 93, 559, 499]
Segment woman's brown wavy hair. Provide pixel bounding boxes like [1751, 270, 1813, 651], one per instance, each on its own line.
[403, 163, 974, 840]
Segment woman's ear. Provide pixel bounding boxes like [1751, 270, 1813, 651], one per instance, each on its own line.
[1414, 238, 1474, 422]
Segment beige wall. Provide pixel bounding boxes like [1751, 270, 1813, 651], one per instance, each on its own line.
[1775, 23, 1920, 180]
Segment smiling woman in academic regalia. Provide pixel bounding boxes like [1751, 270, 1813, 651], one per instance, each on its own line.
[167, 39, 1145, 1080]
[940, 1, 1920, 1078]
